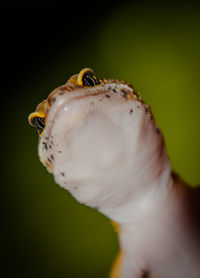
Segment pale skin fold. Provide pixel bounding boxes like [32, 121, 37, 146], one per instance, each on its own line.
[29, 68, 200, 278]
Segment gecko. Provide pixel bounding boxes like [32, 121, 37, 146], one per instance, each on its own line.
[28, 68, 200, 278]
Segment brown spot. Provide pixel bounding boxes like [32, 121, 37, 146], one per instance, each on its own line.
[121, 89, 128, 99]
[61, 172, 65, 176]
[105, 94, 111, 98]
[49, 97, 56, 105]
[43, 142, 48, 150]
[129, 109, 133, 114]
[48, 158, 52, 163]
[50, 154, 54, 160]
[171, 171, 180, 183]
[58, 150, 62, 153]
[93, 206, 99, 210]
[155, 126, 160, 134]
[141, 271, 149, 278]
[144, 106, 148, 113]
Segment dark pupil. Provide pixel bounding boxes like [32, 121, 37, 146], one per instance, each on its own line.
[32, 117, 45, 134]
[82, 72, 100, 87]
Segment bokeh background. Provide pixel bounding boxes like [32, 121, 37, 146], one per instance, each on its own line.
[1, 1, 200, 277]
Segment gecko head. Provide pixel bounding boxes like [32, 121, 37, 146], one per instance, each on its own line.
[28, 68, 168, 210]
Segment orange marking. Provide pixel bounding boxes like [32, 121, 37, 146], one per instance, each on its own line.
[111, 220, 120, 234]
[109, 251, 123, 278]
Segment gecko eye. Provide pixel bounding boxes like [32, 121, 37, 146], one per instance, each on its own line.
[31, 117, 45, 134]
[82, 71, 99, 87]
[77, 68, 103, 87]
[28, 112, 46, 136]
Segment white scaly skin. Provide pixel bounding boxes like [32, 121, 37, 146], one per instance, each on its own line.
[29, 69, 200, 278]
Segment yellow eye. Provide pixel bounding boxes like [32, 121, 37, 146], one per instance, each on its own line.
[28, 112, 46, 136]
[77, 68, 103, 87]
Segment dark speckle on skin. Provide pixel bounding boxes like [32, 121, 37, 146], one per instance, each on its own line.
[171, 171, 180, 182]
[51, 97, 56, 104]
[121, 89, 128, 99]
[105, 94, 111, 98]
[43, 142, 48, 150]
[58, 150, 62, 153]
[61, 172, 65, 176]
[129, 109, 133, 114]
[93, 206, 99, 210]
[141, 271, 149, 278]
[144, 106, 148, 113]
[51, 140, 54, 145]
[50, 154, 54, 160]
[155, 126, 161, 134]
[109, 86, 117, 93]
[48, 158, 52, 163]
[137, 105, 140, 109]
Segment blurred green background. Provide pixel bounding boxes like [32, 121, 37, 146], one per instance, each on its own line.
[1, 1, 200, 277]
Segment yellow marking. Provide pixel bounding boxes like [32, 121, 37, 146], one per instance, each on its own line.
[28, 111, 46, 137]
[67, 75, 79, 85]
[127, 93, 137, 100]
[65, 86, 73, 91]
[28, 112, 45, 126]
[44, 159, 53, 173]
[109, 251, 123, 278]
[77, 68, 104, 87]
[111, 220, 120, 234]
[77, 68, 93, 86]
